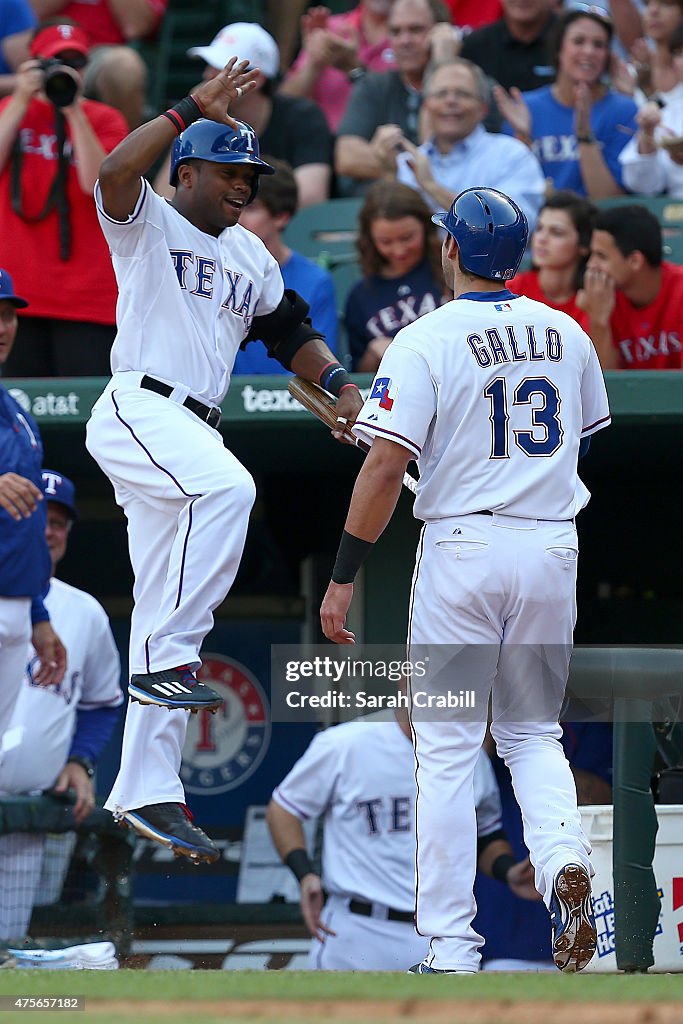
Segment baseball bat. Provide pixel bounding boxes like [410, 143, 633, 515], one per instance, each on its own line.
[288, 377, 417, 496]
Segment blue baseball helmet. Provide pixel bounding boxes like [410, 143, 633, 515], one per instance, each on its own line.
[432, 188, 528, 281]
[170, 118, 275, 203]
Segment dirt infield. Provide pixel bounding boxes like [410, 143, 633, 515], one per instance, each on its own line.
[85, 999, 681, 1023]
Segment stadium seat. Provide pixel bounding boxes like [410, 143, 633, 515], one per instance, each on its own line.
[284, 199, 364, 367]
[135, 3, 219, 115]
[324, 0, 359, 11]
[283, 197, 364, 261]
[137, 0, 264, 116]
[597, 196, 683, 264]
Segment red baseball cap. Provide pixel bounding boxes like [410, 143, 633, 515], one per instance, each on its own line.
[30, 24, 90, 60]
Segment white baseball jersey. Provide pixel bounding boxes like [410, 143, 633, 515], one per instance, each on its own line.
[0, 578, 123, 794]
[354, 294, 611, 522]
[272, 710, 502, 911]
[94, 179, 284, 406]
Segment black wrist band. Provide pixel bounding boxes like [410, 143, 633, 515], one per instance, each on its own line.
[161, 94, 204, 135]
[285, 848, 314, 881]
[576, 134, 595, 144]
[319, 362, 359, 399]
[491, 853, 517, 883]
[332, 529, 374, 584]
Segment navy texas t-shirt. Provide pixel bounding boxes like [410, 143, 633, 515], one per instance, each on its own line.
[344, 259, 445, 370]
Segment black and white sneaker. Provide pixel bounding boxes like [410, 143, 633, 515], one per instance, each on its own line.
[129, 666, 223, 712]
[550, 863, 597, 972]
[121, 803, 219, 863]
[408, 962, 477, 975]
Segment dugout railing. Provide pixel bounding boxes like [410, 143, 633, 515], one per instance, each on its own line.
[0, 650, 679, 970]
[566, 645, 683, 972]
[0, 794, 135, 956]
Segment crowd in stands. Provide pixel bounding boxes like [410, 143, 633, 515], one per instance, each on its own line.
[0, 0, 678, 964]
[0, 0, 677, 375]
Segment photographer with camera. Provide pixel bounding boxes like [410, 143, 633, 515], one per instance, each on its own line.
[0, 20, 128, 376]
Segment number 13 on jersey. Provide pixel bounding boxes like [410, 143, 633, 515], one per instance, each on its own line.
[484, 376, 564, 459]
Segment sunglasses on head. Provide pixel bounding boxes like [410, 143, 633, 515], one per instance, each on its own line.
[569, 3, 612, 22]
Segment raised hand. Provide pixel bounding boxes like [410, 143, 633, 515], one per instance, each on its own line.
[301, 5, 331, 40]
[398, 136, 434, 188]
[630, 37, 654, 97]
[573, 81, 594, 140]
[493, 85, 532, 140]
[191, 57, 260, 129]
[576, 267, 616, 325]
[370, 123, 404, 173]
[14, 59, 43, 107]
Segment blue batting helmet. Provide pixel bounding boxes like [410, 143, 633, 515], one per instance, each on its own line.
[170, 119, 274, 202]
[432, 188, 528, 281]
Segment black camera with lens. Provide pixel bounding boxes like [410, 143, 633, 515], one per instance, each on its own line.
[39, 58, 80, 108]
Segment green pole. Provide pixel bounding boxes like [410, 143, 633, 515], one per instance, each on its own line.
[612, 700, 660, 972]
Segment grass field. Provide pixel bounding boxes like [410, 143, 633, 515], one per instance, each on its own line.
[0, 970, 681, 1024]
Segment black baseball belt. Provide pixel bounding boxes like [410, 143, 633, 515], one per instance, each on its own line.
[470, 510, 574, 522]
[140, 375, 221, 430]
[348, 898, 414, 924]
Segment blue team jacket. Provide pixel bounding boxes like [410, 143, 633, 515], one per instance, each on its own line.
[0, 386, 50, 619]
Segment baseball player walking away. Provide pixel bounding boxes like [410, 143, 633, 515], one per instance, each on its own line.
[0, 470, 123, 942]
[86, 57, 363, 863]
[267, 707, 540, 971]
[320, 187, 611, 973]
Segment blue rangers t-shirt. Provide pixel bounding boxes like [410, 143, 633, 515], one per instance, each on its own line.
[233, 249, 339, 375]
[0, 0, 36, 76]
[345, 259, 445, 370]
[504, 86, 638, 195]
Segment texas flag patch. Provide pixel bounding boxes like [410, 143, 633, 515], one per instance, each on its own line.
[370, 377, 396, 412]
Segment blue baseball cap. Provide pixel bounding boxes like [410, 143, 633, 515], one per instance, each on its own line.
[0, 269, 28, 308]
[42, 470, 78, 520]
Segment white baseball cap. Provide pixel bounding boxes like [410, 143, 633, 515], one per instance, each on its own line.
[188, 22, 279, 78]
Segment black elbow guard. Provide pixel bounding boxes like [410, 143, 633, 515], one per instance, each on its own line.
[244, 289, 325, 370]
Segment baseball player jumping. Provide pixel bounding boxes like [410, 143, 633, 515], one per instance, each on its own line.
[86, 57, 362, 862]
[321, 188, 610, 973]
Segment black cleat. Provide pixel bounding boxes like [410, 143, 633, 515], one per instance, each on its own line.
[550, 863, 597, 972]
[408, 962, 477, 974]
[129, 666, 223, 712]
[121, 803, 219, 863]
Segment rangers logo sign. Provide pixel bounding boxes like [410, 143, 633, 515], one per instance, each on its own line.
[181, 654, 271, 795]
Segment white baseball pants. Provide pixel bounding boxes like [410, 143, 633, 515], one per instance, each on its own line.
[308, 893, 430, 970]
[86, 374, 256, 812]
[0, 832, 76, 941]
[0, 597, 31, 741]
[408, 513, 592, 973]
